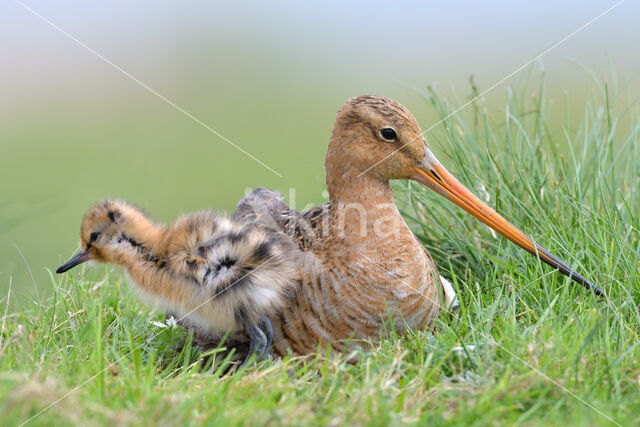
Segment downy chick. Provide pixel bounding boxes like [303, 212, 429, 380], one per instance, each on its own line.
[56, 200, 299, 366]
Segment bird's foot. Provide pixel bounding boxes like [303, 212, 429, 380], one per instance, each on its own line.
[240, 316, 273, 367]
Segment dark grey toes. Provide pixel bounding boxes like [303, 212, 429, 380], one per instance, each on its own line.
[261, 316, 273, 351]
[239, 317, 275, 368]
[241, 323, 267, 368]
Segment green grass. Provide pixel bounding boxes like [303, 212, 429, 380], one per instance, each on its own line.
[1, 73, 639, 426]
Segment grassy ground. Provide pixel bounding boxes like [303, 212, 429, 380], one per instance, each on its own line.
[1, 75, 639, 426]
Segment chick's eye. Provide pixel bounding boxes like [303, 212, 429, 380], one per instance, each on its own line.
[90, 232, 101, 242]
[379, 128, 397, 141]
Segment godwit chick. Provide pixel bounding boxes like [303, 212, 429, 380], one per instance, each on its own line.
[56, 200, 299, 366]
[232, 95, 601, 358]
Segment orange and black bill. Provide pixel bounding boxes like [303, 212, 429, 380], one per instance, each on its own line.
[56, 251, 90, 274]
[413, 150, 603, 296]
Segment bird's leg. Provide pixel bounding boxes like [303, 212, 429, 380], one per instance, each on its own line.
[240, 322, 267, 367]
[240, 316, 274, 367]
[261, 316, 273, 350]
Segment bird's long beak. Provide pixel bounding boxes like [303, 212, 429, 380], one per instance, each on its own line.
[412, 150, 602, 296]
[56, 251, 91, 274]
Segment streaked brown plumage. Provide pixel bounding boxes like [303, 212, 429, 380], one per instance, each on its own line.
[56, 200, 299, 365]
[230, 96, 452, 357]
[231, 94, 600, 358]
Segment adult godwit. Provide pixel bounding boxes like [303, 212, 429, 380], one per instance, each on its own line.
[232, 95, 601, 358]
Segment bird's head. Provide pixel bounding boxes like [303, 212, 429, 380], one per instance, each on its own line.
[56, 200, 154, 273]
[327, 95, 428, 181]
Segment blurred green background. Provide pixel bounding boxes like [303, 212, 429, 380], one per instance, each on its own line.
[1, 1, 639, 302]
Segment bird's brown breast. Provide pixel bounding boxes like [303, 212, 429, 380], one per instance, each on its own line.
[270, 203, 442, 357]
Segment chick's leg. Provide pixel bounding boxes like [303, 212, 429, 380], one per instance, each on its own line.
[241, 322, 267, 367]
[261, 316, 273, 350]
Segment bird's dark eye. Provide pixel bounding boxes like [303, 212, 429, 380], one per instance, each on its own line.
[90, 232, 101, 242]
[379, 127, 397, 141]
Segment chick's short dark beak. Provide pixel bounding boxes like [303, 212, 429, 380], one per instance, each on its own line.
[56, 251, 91, 274]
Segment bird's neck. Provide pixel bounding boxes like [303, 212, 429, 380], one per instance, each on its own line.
[327, 166, 393, 206]
[112, 220, 165, 269]
[326, 166, 409, 245]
